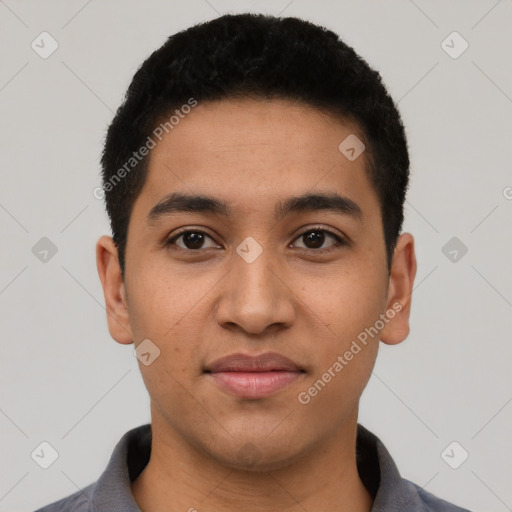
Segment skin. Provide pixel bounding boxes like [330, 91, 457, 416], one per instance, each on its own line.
[96, 98, 417, 512]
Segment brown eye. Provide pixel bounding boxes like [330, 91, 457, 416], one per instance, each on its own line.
[167, 230, 218, 251]
[302, 230, 326, 249]
[292, 228, 345, 252]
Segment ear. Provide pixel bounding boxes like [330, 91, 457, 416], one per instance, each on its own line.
[380, 232, 417, 345]
[96, 235, 133, 344]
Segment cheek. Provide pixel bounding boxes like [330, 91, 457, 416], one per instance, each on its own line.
[295, 271, 383, 417]
[294, 265, 386, 408]
[127, 274, 206, 408]
[299, 264, 387, 346]
[124, 270, 210, 395]
[127, 260, 212, 339]
[296, 342, 378, 436]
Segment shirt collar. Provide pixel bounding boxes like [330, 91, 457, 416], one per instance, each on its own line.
[88, 423, 427, 511]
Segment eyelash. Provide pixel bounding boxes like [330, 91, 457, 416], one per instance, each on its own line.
[165, 226, 347, 254]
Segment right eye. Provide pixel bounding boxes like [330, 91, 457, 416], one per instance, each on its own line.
[165, 230, 220, 252]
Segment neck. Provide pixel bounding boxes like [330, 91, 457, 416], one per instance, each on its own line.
[131, 406, 373, 512]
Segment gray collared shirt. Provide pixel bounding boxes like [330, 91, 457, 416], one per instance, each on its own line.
[34, 423, 471, 511]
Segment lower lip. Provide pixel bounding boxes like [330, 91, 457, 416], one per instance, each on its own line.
[208, 371, 303, 399]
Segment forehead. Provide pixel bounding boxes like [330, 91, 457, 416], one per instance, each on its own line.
[135, 98, 379, 221]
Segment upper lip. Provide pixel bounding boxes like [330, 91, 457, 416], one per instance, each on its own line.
[205, 352, 303, 373]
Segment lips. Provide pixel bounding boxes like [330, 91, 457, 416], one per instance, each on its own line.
[205, 352, 303, 373]
[205, 352, 305, 399]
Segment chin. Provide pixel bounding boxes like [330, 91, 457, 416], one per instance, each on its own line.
[207, 438, 308, 473]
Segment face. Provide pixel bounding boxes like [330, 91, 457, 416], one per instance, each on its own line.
[97, 98, 416, 471]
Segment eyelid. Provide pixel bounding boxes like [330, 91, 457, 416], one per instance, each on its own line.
[292, 224, 346, 242]
[168, 225, 216, 239]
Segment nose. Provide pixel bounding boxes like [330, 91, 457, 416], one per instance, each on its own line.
[214, 245, 296, 336]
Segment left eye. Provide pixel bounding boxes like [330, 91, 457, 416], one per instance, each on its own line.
[291, 229, 345, 252]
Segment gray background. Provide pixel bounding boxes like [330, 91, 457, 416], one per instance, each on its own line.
[1, 1, 511, 511]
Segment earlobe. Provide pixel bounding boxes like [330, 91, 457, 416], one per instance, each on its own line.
[96, 235, 133, 344]
[380, 232, 417, 346]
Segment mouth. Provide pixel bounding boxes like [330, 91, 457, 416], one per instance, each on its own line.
[204, 352, 306, 399]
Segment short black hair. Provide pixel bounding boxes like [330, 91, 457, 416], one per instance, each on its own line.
[101, 13, 409, 275]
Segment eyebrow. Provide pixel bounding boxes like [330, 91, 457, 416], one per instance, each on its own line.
[146, 191, 363, 224]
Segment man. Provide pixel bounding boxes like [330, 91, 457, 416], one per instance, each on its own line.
[35, 13, 471, 512]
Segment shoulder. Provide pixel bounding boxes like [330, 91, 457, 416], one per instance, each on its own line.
[356, 423, 471, 512]
[32, 482, 95, 512]
[406, 478, 472, 512]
